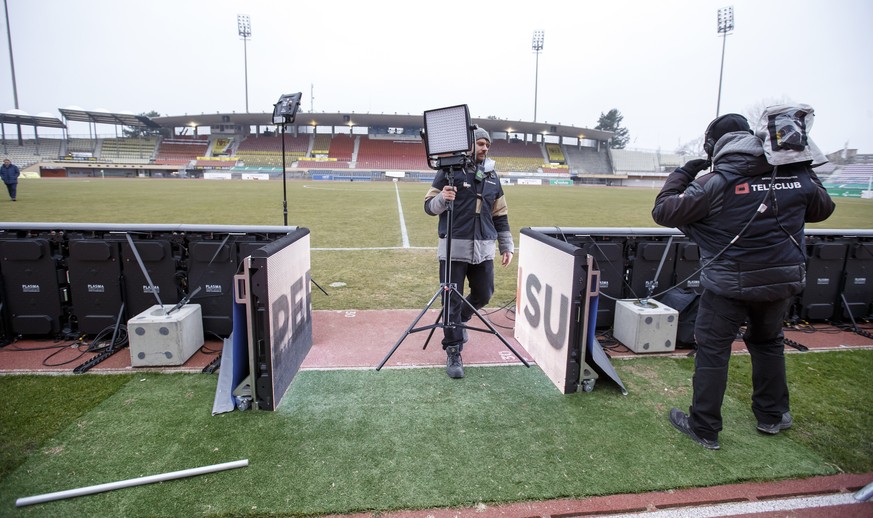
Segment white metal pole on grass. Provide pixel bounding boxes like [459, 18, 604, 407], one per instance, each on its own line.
[15, 459, 248, 507]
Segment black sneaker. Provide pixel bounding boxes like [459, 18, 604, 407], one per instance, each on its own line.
[757, 412, 793, 435]
[669, 408, 720, 450]
[446, 345, 464, 379]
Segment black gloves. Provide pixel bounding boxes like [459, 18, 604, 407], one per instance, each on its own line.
[677, 159, 711, 179]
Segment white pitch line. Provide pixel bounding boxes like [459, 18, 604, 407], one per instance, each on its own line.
[395, 181, 410, 248]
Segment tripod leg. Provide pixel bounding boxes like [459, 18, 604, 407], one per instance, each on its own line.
[310, 277, 330, 297]
[422, 311, 443, 350]
[376, 287, 443, 370]
[452, 287, 530, 367]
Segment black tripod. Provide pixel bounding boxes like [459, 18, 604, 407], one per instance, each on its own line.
[376, 156, 529, 370]
[272, 92, 303, 227]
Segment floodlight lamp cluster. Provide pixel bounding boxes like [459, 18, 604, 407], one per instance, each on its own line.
[237, 14, 251, 38]
[273, 93, 302, 125]
[532, 30, 544, 52]
[717, 6, 734, 34]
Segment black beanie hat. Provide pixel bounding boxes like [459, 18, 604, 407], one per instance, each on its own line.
[706, 113, 752, 145]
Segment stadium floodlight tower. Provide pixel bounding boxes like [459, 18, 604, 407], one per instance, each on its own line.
[715, 6, 734, 117]
[237, 14, 252, 113]
[532, 30, 544, 122]
[272, 93, 302, 226]
[3, 0, 21, 139]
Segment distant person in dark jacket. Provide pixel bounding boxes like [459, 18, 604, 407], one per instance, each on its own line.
[651, 113, 835, 450]
[1, 158, 20, 201]
[424, 128, 514, 379]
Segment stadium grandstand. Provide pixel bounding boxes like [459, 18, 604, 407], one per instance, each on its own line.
[1, 108, 869, 194]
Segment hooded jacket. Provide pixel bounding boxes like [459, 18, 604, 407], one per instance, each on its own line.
[424, 156, 514, 263]
[0, 161, 20, 184]
[652, 131, 835, 301]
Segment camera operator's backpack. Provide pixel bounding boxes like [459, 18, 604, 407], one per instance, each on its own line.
[658, 288, 699, 349]
[755, 103, 827, 167]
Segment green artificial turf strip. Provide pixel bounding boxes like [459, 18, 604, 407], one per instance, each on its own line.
[4, 350, 870, 517]
[0, 374, 133, 482]
[725, 348, 873, 473]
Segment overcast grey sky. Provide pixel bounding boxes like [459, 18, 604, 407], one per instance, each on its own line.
[2, 0, 871, 154]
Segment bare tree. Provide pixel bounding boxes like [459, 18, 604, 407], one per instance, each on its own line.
[743, 95, 794, 130]
[675, 135, 705, 157]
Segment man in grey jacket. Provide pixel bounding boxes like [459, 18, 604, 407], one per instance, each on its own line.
[424, 128, 514, 378]
[652, 113, 835, 449]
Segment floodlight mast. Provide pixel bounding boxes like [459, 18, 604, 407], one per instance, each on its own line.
[237, 14, 252, 113]
[532, 30, 544, 122]
[3, 0, 22, 140]
[715, 6, 734, 117]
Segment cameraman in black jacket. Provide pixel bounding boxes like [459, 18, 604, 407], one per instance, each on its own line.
[652, 113, 835, 449]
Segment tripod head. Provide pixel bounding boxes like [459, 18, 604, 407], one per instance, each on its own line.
[272, 92, 301, 125]
[431, 153, 473, 177]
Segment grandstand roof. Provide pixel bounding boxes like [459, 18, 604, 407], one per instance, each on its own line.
[0, 111, 66, 129]
[59, 108, 161, 129]
[152, 112, 615, 142]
